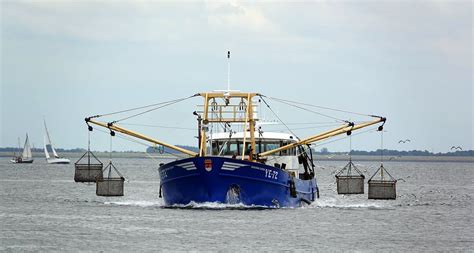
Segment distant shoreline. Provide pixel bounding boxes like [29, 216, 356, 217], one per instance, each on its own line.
[1, 151, 472, 163]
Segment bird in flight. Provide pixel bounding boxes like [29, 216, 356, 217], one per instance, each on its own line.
[398, 139, 411, 143]
[450, 146, 462, 151]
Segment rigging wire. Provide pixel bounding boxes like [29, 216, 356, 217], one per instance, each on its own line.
[314, 127, 378, 148]
[276, 122, 348, 125]
[109, 133, 113, 162]
[380, 129, 384, 164]
[112, 96, 195, 123]
[268, 124, 344, 132]
[93, 127, 189, 159]
[263, 96, 347, 123]
[89, 94, 197, 119]
[266, 96, 376, 118]
[258, 95, 300, 140]
[119, 123, 196, 131]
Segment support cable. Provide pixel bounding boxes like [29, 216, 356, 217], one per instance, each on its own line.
[349, 134, 352, 161]
[112, 96, 195, 123]
[381, 130, 384, 165]
[89, 94, 198, 120]
[94, 127, 188, 159]
[314, 127, 378, 147]
[270, 124, 344, 132]
[266, 96, 376, 118]
[258, 95, 300, 140]
[262, 96, 348, 123]
[119, 123, 195, 131]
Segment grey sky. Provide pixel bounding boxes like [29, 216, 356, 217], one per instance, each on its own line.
[1, 0, 472, 153]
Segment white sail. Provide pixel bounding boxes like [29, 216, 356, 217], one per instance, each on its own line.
[44, 135, 51, 159]
[44, 119, 60, 158]
[52, 147, 59, 158]
[21, 134, 32, 159]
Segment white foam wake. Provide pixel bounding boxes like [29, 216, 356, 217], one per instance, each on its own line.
[104, 200, 162, 207]
[169, 201, 270, 210]
[308, 197, 387, 209]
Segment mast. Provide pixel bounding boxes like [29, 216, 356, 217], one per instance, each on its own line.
[227, 51, 231, 92]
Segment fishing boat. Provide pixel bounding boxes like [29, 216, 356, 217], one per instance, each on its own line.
[44, 120, 70, 164]
[10, 134, 34, 163]
[85, 91, 385, 208]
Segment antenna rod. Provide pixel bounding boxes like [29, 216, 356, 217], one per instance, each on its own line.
[227, 51, 231, 91]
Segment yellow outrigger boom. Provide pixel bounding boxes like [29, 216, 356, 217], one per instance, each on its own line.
[86, 118, 198, 157]
[258, 117, 386, 157]
[85, 92, 385, 161]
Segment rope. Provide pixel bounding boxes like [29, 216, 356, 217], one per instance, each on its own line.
[112, 96, 195, 123]
[276, 121, 347, 125]
[349, 134, 352, 161]
[258, 95, 300, 140]
[109, 134, 113, 162]
[119, 123, 195, 131]
[314, 127, 378, 147]
[263, 96, 347, 123]
[269, 124, 343, 132]
[380, 130, 384, 164]
[87, 129, 91, 166]
[266, 96, 375, 118]
[94, 127, 189, 159]
[90, 95, 197, 119]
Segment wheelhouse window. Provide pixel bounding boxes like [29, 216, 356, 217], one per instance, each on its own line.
[212, 140, 296, 156]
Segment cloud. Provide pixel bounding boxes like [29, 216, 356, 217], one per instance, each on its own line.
[205, 1, 279, 34]
[1, 1, 284, 43]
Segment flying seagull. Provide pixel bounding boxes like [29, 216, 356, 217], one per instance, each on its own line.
[450, 146, 462, 151]
[398, 139, 411, 143]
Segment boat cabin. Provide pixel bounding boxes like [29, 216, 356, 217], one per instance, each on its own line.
[210, 131, 302, 178]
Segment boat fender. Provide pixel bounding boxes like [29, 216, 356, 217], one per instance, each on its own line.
[298, 155, 304, 164]
[289, 179, 297, 198]
[159, 184, 162, 198]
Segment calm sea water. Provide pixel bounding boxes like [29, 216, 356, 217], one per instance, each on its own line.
[0, 157, 472, 251]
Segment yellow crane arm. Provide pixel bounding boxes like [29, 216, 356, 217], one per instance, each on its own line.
[86, 118, 198, 157]
[258, 117, 386, 157]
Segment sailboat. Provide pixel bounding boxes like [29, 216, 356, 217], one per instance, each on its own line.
[44, 120, 70, 164]
[10, 134, 34, 163]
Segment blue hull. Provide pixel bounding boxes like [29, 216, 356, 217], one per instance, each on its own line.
[159, 156, 318, 208]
